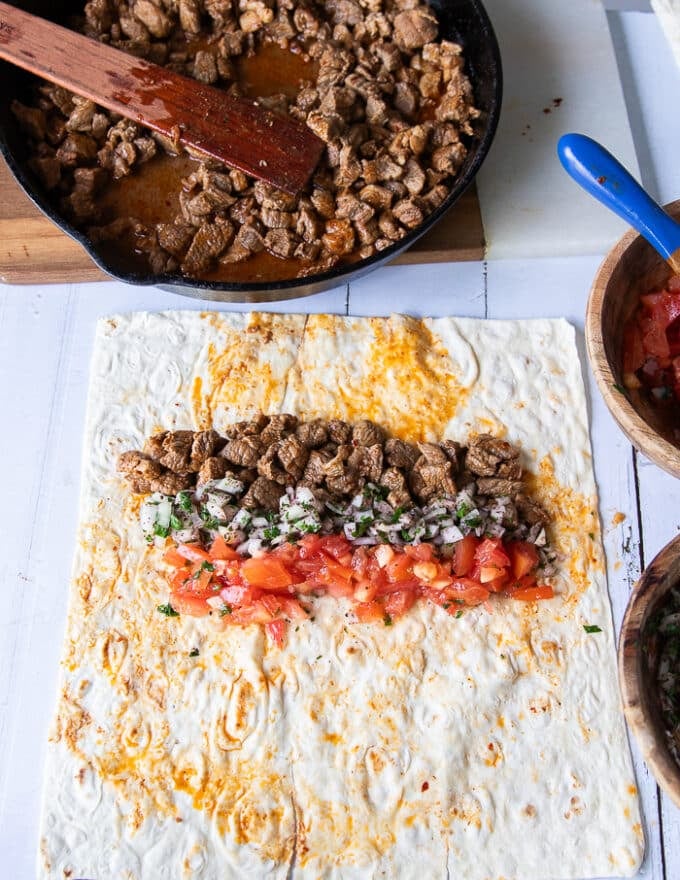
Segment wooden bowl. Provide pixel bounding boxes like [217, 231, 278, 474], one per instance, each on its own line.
[586, 199, 680, 478]
[619, 534, 680, 808]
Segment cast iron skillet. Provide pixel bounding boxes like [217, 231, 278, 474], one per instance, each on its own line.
[0, 0, 502, 302]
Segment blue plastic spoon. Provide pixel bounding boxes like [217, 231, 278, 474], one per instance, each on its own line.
[557, 132, 680, 274]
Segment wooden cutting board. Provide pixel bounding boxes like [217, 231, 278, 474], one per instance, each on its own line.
[0, 156, 484, 285]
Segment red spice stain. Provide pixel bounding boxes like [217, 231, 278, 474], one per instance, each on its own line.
[421, 781, 429, 792]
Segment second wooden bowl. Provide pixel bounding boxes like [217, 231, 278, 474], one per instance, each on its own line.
[586, 199, 680, 478]
[619, 534, 680, 809]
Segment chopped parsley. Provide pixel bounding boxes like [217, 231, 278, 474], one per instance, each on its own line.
[199, 506, 220, 529]
[456, 502, 471, 519]
[383, 614, 393, 626]
[157, 603, 179, 617]
[612, 383, 627, 395]
[353, 517, 373, 538]
[201, 561, 215, 572]
[189, 648, 199, 657]
[177, 491, 193, 512]
[390, 506, 406, 523]
[583, 624, 602, 633]
[442, 602, 451, 610]
[455, 610, 463, 618]
[219, 604, 232, 616]
[169, 514, 183, 530]
[153, 523, 170, 538]
[263, 525, 281, 540]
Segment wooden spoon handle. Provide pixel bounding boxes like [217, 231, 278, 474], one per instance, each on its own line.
[0, 2, 324, 195]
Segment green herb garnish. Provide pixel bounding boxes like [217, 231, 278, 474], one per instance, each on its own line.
[169, 514, 183, 530]
[157, 603, 179, 617]
[383, 614, 393, 626]
[263, 525, 281, 540]
[583, 624, 602, 633]
[153, 523, 170, 538]
[456, 502, 471, 519]
[390, 507, 405, 523]
[177, 491, 193, 512]
[613, 383, 627, 395]
[189, 648, 199, 657]
[199, 506, 220, 529]
[219, 604, 232, 617]
[455, 610, 463, 619]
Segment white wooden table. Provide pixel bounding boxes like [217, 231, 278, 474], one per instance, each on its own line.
[1, 6, 679, 879]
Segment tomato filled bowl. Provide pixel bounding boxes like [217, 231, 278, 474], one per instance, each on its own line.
[586, 199, 680, 478]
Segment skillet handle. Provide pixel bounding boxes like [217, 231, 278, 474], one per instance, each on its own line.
[557, 133, 680, 265]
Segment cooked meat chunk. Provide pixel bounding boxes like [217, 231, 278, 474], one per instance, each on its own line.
[182, 222, 234, 275]
[197, 456, 230, 486]
[134, 0, 173, 38]
[29, 156, 61, 190]
[11, 101, 47, 140]
[260, 413, 299, 445]
[351, 419, 385, 447]
[222, 435, 263, 467]
[241, 476, 283, 510]
[56, 133, 98, 167]
[323, 444, 352, 478]
[380, 466, 412, 509]
[302, 448, 333, 484]
[439, 439, 463, 471]
[326, 468, 362, 496]
[194, 50, 219, 84]
[278, 435, 309, 480]
[393, 9, 439, 51]
[158, 430, 195, 472]
[384, 438, 419, 469]
[257, 443, 289, 484]
[190, 429, 225, 469]
[143, 432, 167, 460]
[296, 419, 329, 449]
[117, 449, 191, 494]
[465, 435, 521, 478]
[410, 455, 456, 502]
[348, 444, 383, 481]
[225, 413, 269, 438]
[179, 0, 202, 33]
[157, 223, 194, 258]
[327, 419, 352, 445]
[416, 441, 449, 465]
[516, 494, 550, 527]
[265, 228, 298, 259]
[476, 477, 522, 497]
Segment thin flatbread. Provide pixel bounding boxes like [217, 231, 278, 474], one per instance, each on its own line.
[38, 311, 644, 880]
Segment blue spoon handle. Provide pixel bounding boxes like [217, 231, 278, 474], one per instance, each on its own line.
[557, 133, 680, 264]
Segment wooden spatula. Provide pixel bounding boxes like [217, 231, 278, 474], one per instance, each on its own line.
[0, 2, 325, 195]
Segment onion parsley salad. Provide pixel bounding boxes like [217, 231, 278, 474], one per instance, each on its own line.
[119, 416, 558, 646]
[647, 587, 680, 766]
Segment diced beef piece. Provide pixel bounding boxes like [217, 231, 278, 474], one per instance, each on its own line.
[440, 439, 463, 471]
[348, 444, 383, 481]
[181, 222, 234, 275]
[372, 41, 401, 73]
[85, 0, 114, 34]
[416, 442, 449, 465]
[410, 455, 456, 503]
[311, 187, 336, 220]
[157, 223, 195, 258]
[235, 224, 265, 254]
[260, 413, 298, 445]
[422, 184, 449, 211]
[120, 11, 151, 42]
[402, 159, 427, 195]
[465, 435, 521, 478]
[29, 156, 61, 190]
[190, 429, 225, 469]
[224, 413, 269, 438]
[383, 439, 417, 472]
[133, 0, 173, 38]
[516, 494, 550, 527]
[326, 0, 363, 26]
[241, 476, 283, 511]
[197, 456, 230, 487]
[302, 448, 333, 485]
[326, 468, 362, 496]
[261, 207, 293, 229]
[296, 203, 321, 242]
[220, 241, 251, 264]
[206, 0, 234, 28]
[306, 111, 344, 143]
[393, 9, 438, 51]
[257, 443, 289, 484]
[222, 435, 263, 467]
[393, 82, 419, 118]
[56, 133, 98, 167]
[336, 193, 373, 224]
[352, 419, 384, 447]
[393, 198, 424, 229]
[194, 50, 219, 84]
[476, 477, 522, 497]
[379, 466, 413, 509]
[432, 142, 466, 174]
[179, 0, 202, 33]
[293, 6, 321, 36]
[322, 444, 352, 478]
[278, 436, 309, 480]
[66, 99, 96, 133]
[265, 228, 298, 259]
[328, 419, 352, 446]
[157, 430, 194, 472]
[117, 450, 191, 494]
[240, 3, 274, 33]
[359, 184, 393, 211]
[296, 419, 329, 449]
[11, 101, 47, 141]
[322, 218, 355, 256]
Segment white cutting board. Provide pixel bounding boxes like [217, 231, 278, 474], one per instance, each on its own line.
[476, 0, 641, 259]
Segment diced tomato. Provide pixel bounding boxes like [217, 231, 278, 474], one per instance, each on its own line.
[508, 541, 539, 579]
[452, 533, 479, 577]
[296, 534, 324, 558]
[276, 597, 308, 621]
[163, 546, 190, 569]
[266, 619, 287, 647]
[259, 593, 283, 617]
[354, 578, 379, 603]
[403, 543, 434, 562]
[169, 591, 210, 617]
[219, 584, 261, 606]
[383, 589, 416, 618]
[209, 534, 239, 560]
[385, 553, 414, 583]
[351, 546, 370, 578]
[318, 534, 353, 565]
[354, 601, 386, 623]
[446, 577, 490, 605]
[241, 556, 294, 590]
[176, 543, 212, 563]
[474, 538, 511, 569]
[230, 601, 277, 625]
[622, 321, 645, 374]
[481, 570, 510, 592]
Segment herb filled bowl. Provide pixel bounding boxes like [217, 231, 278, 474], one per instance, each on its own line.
[586, 199, 680, 479]
[619, 533, 680, 809]
[0, 0, 502, 302]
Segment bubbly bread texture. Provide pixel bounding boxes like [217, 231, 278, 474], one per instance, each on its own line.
[38, 311, 643, 879]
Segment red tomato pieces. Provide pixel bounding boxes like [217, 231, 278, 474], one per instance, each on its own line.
[623, 280, 680, 403]
[159, 532, 553, 645]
